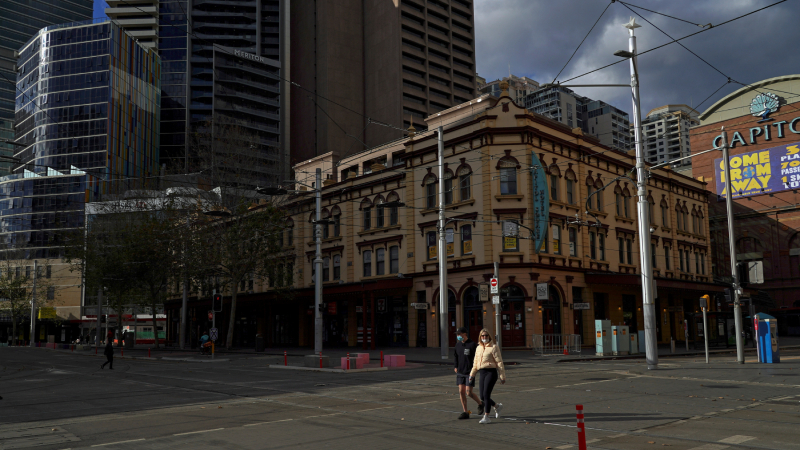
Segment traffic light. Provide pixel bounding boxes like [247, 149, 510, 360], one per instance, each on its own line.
[318, 303, 325, 312]
[699, 295, 710, 310]
[212, 293, 222, 312]
[723, 288, 732, 303]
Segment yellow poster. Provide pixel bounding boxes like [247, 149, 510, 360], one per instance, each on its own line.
[428, 246, 437, 259]
[446, 243, 454, 256]
[463, 240, 472, 254]
[38, 307, 56, 319]
[553, 240, 559, 253]
[504, 237, 517, 250]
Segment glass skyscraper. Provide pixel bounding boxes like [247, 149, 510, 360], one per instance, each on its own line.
[0, 0, 93, 176]
[5, 19, 160, 258]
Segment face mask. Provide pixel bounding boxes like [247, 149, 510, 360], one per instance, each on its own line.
[457, 335, 463, 341]
[481, 338, 490, 343]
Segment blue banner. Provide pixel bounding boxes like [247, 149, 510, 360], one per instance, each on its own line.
[715, 141, 800, 199]
[531, 151, 549, 252]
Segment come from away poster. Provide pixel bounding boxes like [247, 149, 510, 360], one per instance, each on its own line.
[715, 141, 800, 199]
[531, 151, 549, 252]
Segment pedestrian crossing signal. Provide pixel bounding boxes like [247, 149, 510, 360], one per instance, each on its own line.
[213, 294, 222, 312]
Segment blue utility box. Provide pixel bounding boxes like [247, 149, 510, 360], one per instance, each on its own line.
[611, 325, 630, 355]
[595, 320, 611, 356]
[755, 313, 780, 363]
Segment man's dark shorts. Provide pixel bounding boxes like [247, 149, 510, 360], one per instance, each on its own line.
[456, 374, 475, 387]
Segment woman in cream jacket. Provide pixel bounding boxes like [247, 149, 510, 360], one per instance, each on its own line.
[468, 328, 506, 423]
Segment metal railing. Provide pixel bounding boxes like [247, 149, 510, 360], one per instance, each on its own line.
[532, 334, 582, 356]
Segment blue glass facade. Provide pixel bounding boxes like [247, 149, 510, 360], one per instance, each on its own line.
[3, 20, 160, 257]
[0, 0, 93, 176]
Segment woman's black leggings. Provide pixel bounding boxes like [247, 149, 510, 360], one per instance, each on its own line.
[478, 368, 498, 413]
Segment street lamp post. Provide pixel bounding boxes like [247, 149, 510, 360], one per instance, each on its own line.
[720, 129, 745, 363]
[622, 17, 659, 370]
[437, 126, 448, 360]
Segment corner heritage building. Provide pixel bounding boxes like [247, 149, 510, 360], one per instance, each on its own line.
[170, 83, 717, 350]
[690, 75, 800, 308]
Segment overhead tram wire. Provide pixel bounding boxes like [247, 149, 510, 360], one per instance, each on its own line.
[618, 1, 711, 29]
[559, 0, 788, 85]
[551, 0, 613, 84]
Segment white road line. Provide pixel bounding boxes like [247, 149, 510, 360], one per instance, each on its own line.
[303, 413, 343, 419]
[357, 407, 394, 412]
[409, 400, 440, 405]
[688, 445, 729, 450]
[718, 435, 756, 444]
[606, 434, 627, 438]
[520, 388, 545, 392]
[556, 445, 575, 449]
[243, 419, 293, 427]
[585, 439, 601, 444]
[91, 438, 146, 447]
[173, 428, 224, 436]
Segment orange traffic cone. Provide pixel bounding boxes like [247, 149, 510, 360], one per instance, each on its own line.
[563, 344, 569, 355]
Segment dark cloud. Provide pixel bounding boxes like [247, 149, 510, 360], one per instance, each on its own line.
[475, 0, 799, 117]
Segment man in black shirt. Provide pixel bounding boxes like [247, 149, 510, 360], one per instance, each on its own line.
[454, 327, 484, 419]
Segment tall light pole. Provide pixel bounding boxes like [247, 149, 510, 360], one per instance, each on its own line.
[622, 17, 658, 370]
[313, 168, 323, 355]
[720, 129, 745, 363]
[437, 126, 449, 360]
[29, 260, 37, 347]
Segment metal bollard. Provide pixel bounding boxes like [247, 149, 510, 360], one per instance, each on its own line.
[380, 351, 384, 368]
[670, 337, 675, 354]
[576, 404, 587, 450]
[284, 350, 287, 366]
[319, 352, 322, 369]
[347, 352, 350, 370]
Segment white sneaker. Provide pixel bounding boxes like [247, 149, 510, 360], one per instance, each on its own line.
[494, 403, 504, 418]
[479, 415, 491, 424]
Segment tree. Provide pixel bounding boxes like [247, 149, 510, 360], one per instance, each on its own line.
[185, 120, 290, 349]
[0, 254, 56, 345]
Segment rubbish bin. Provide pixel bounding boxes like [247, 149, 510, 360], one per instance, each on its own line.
[755, 313, 780, 363]
[255, 334, 265, 352]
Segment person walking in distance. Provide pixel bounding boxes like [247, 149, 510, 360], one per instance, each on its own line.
[453, 327, 484, 419]
[469, 328, 505, 424]
[100, 333, 114, 370]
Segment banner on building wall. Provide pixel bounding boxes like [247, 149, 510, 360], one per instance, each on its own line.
[531, 151, 550, 252]
[715, 141, 800, 199]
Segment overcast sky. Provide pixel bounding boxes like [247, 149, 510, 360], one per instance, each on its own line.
[474, 0, 799, 117]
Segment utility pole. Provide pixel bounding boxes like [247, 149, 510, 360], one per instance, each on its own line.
[181, 216, 188, 350]
[96, 287, 102, 348]
[29, 260, 37, 347]
[494, 262, 501, 349]
[624, 17, 658, 370]
[720, 128, 745, 363]
[437, 125, 448, 360]
[314, 168, 323, 355]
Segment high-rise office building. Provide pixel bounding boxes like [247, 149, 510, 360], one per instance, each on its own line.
[0, 0, 93, 175]
[638, 104, 699, 176]
[479, 74, 538, 106]
[106, 0, 287, 187]
[525, 86, 631, 153]
[8, 20, 160, 257]
[290, 0, 478, 166]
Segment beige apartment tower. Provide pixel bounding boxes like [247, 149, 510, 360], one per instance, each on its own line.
[290, 0, 478, 167]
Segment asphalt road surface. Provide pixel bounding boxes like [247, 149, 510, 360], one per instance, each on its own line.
[2, 347, 799, 449]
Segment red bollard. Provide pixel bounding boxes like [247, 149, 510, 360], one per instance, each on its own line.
[576, 405, 587, 450]
[122, 348, 124, 357]
[319, 351, 322, 368]
[95, 346, 98, 355]
[284, 351, 287, 366]
[148, 348, 151, 358]
[346, 352, 350, 370]
[380, 351, 384, 368]
[563, 344, 569, 356]
[71, 345, 74, 352]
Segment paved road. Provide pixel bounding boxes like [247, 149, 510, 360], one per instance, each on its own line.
[1, 347, 799, 449]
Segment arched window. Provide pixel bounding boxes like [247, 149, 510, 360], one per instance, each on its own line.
[322, 256, 330, 281]
[386, 191, 400, 225]
[457, 164, 472, 201]
[648, 196, 655, 223]
[497, 151, 520, 195]
[333, 254, 341, 280]
[443, 170, 454, 205]
[614, 185, 623, 216]
[423, 172, 438, 209]
[622, 188, 632, 218]
[594, 178, 604, 212]
[376, 248, 385, 275]
[565, 168, 577, 205]
[691, 208, 699, 234]
[374, 194, 386, 228]
[675, 203, 684, 231]
[363, 250, 372, 277]
[463, 286, 480, 308]
[660, 199, 669, 228]
[361, 198, 373, 230]
[331, 205, 342, 237]
[285, 218, 294, 246]
[549, 165, 561, 201]
[321, 208, 330, 239]
[697, 208, 705, 235]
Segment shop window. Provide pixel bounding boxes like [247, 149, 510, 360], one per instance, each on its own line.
[363, 250, 372, 277]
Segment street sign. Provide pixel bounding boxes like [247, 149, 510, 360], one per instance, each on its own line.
[536, 282, 548, 300]
[209, 328, 218, 341]
[479, 284, 489, 302]
[411, 303, 429, 310]
[573, 302, 590, 310]
[490, 278, 498, 294]
[492, 295, 500, 305]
